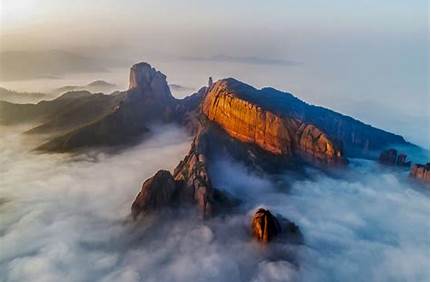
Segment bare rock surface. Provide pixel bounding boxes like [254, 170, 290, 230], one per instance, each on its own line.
[251, 208, 302, 244]
[251, 208, 282, 242]
[378, 148, 411, 167]
[410, 163, 430, 183]
[202, 79, 346, 166]
[131, 170, 176, 219]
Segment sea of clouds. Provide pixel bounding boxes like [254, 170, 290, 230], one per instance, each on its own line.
[0, 125, 429, 282]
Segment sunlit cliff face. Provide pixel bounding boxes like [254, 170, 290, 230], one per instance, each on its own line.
[202, 80, 343, 165]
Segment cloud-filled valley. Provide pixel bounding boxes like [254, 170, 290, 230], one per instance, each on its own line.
[0, 123, 428, 282]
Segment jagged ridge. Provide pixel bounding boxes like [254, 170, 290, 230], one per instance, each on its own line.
[204, 78, 407, 157]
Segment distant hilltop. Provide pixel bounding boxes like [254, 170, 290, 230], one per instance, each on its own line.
[0, 86, 49, 103]
[52, 80, 118, 95]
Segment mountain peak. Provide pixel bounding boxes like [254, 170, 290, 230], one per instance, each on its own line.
[129, 62, 166, 89]
[87, 80, 116, 88]
[203, 80, 346, 166]
[128, 62, 173, 102]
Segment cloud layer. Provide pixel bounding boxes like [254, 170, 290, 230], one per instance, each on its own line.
[209, 156, 430, 282]
[0, 125, 429, 282]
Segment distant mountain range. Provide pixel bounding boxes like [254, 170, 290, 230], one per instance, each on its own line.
[0, 80, 119, 104]
[52, 80, 118, 95]
[0, 87, 49, 103]
[0, 62, 410, 158]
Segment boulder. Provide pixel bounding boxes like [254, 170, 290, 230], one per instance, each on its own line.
[251, 208, 303, 244]
[251, 208, 282, 243]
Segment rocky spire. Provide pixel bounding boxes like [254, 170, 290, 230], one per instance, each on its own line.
[128, 62, 173, 100]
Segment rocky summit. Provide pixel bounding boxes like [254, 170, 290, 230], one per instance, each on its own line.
[203, 79, 345, 166]
[200, 79, 407, 158]
[128, 62, 173, 102]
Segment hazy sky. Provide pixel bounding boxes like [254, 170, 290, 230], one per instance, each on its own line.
[1, 0, 428, 54]
[0, 0, 429, 148]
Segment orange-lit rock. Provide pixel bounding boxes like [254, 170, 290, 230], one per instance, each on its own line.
[202, 79, 345, 165]
[251, 208, 303, 244]
[251, 208, 281, 243]
[131, 170, 176, 219]
[131, 127, 215, 219]
[410, 163, 430, 183]
[173, 128, 214, 218]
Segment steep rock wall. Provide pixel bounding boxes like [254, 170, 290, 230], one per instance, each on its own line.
[202, 80, 344, 165]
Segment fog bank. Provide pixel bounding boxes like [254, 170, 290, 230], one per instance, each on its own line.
[210, 157, 430, 282]
[0, 124, 429, 282]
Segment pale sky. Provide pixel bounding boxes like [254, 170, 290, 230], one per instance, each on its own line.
[1, 0, 428, 54]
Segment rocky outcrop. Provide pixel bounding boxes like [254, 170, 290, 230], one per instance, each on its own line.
[129, 62, 172, 100]
[251, 87, 407, 157]
[410, 163, 430, 183]
[251, 209, 282, 243]
[378, 149, 411, 167]
[172, 128, 214, 218]
[377, 149, 428, 183]
[203, 79, 408, 157]
[295, 124, 342, 165]
[131, 170, 176, 219]
[202, 79, 345, 166]
[251, 208, 302, 244]
[174, 87, 207, 135]
[131, 125, 216, 219]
